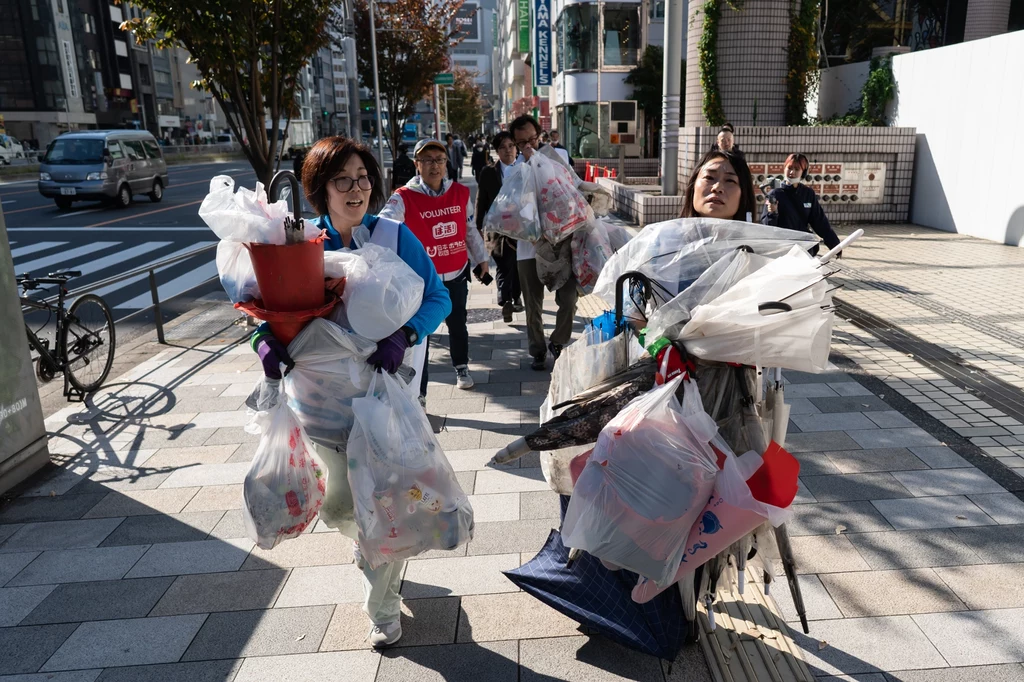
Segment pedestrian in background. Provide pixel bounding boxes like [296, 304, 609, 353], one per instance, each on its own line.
[380, 138, 489, 391]
[476, 130, 524, 323]
[550, 130, 574, 168]
[711, 123, 745, 162]
[761, 152, 841, 255]
[446, 133, 468, 180]
[681, 148, 756, 221]
[391, 143, 416, 190]
[471, 137, 491, 182]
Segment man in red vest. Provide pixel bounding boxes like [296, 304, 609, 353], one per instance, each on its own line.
[380, 138, 488, 394]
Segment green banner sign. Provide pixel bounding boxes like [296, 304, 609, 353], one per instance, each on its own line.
[517, 0, 530, 53]
[434, 72, 455, 85]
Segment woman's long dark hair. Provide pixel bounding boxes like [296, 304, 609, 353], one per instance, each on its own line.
[680, 149, 757, 221]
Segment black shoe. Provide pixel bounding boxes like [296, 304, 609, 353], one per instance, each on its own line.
[512, 299, 525, 313]
[531, 354, 547, 371]
[501, 301, 514, 323]
[548, 342, 563, 361]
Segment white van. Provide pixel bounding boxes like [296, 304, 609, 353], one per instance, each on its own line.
[0, 135, 25, 165]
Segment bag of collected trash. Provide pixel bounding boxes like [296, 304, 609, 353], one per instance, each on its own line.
[200, 175, 321, 244]
[216, 241, 260, 304]
[242, 395, 327, 550]
[323, 243, 424, 341]
[483, 162, 542, 242]
[534, 237, 574, 292]
[606, 223, 633, 253]
[571, 220, 615, 295]
[561, 376, 720, 587]
[347, 371, 474, 568]
[532, 151, 592, 244]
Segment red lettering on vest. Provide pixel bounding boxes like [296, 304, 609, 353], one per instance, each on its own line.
[396, 184, 471, 275]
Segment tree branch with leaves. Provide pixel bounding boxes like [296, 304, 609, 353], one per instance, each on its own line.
[120, 0, 333, 185]
[445, 67, 485, 138]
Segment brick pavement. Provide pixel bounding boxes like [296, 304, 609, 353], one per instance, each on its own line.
[5, 220, 1024, 680]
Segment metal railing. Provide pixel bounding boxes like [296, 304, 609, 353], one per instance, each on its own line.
[21, 242, 219, 345]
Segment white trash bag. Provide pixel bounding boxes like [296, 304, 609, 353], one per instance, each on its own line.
[571, 220, 615, 295]
[347, 371, 474, 568]
[561, 376, 720, 587]
[199, 175, 321, 244]
[216, 241, 260, 304]
[532, 151, 592, 244]
[327, 243, 424, 341]
[483, 162, 542, 242]
[242, 397, 327, 550]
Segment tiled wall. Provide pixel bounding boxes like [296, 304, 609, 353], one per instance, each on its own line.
[677, 125, 917, 223]
[596, 178, 684, 226]
[685, 0, 791, 128]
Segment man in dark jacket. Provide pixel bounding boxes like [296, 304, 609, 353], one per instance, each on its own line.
[762, 153, 840, 254]
[470, 138, 490, 182]
[476, 131, 524, 323]
[391, 143, 416, 189]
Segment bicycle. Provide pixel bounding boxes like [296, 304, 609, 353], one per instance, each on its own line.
[18, 270, 116, 398]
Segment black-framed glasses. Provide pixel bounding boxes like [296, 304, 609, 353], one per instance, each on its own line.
[331, 175, 374, 192]
[515, 136, 539, 150]
[417, 156, 448, 167]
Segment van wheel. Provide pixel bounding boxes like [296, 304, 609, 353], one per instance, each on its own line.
[55, 197, 73, 210]
[148, 180, 163, 203]
[115, 184, 132, 208]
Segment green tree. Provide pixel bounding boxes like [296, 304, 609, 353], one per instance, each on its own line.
[445, 68, 485, 138]
[352, 0, 465, 156]
[121, 0, 334, 185]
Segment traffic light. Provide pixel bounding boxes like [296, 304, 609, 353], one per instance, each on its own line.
[322, 108, 328, 118]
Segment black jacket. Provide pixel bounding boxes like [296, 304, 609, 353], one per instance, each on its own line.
[475, 163, 502, 232]
[392, 154, 416, 189]
[471, 145, 490, 177]
[761, 183, 840, 250]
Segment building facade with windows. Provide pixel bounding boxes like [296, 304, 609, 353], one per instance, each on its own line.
[449, 0, 499, 133]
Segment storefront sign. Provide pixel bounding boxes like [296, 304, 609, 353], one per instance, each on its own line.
[452, 3, 480, 42]
[533, 0, 551, 87]
[61, 40, 78, 99]
[158, 115, 180, 128]
[517, 0, 530, 53]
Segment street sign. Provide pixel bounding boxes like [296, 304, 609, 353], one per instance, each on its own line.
[434, 73, 455, 85]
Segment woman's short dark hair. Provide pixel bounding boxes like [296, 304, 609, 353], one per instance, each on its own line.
[681, 149, 757, 221]
[720, 123, 734, 133]
[509, 115, 542, 137]
[785, 152, 809, 171]
[491, 131, 514, 150]
[301, 136, 385, 216]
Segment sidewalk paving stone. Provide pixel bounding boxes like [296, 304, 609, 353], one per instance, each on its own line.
[808, 396, 892, 413]
[792, 452, 844, 476]
[7, 546, 149, 586]
[375, 641, 515, 682]
[966, 493, 1024, 524]
[800, 473, 913, 502]
[19, 577, 173, 625]
[466, 519, 555, 556]
[792, 615, 948, 675]
[181, 605, 334, 660]
[124, 538, 252, 578]
[446, 449, 510, 472]
[823, 448, 929, 474]
[97, 511, 223, 546]
[792, 412, 880, 432]
[41, 615, 206, 671]
[932, 563, 1024, 610]
[882, 665, 1024, 682]
[0, 518, 124, 553]
[157, 462, 249, 489]
[891, 468, 1005, 497]
[81, 488, 200, 518]
[241, 529, 354, 570]
[789, 534, 872, 574]
[845, 529, 985, 570]
[457, 592, 582, 642]
[92, 660, 241, 682]
[474, 468, 548, 494]
[786, 501, 894, 536]
[769, 574, 844, 622]
[232, 650, 381, 682]
[819, 568, 967, 617]
[908, 446, 972, 469]
[467, 493, 521, 522]
[518, 635, 667, 681]
[179, 484, 243, 513]
[401, 554, 521, 598]
[273, 564, 364, 607]
[320, 597, 460, 650]
[953, 525, 1024, 563]
[0, 623, 79, 674]
[847, 427, 942, 449]
[0, 494, 108, 524]
[6, 671, 103, 682]
[149, 568, 289, 616]
[0, 584, 58, 626]
[784, 431, 862, 453]
[872, 495, 996, 531]
[913, 608, 1024, 666]
[141, 444, 240, 468]
[519, 491, 562, 520]
[207, 509, 247, 539]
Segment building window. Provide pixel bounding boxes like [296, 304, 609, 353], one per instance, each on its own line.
[603, 5, 639, 66]
[87, 49, 99, 70]
[559, 4, 599, 71]
[648, 0, 664, 19]
[154, 70, 171, 85]
[560, 102, 612, 158]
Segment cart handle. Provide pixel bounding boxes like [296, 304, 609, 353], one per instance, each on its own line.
[818, 228, 864, 264]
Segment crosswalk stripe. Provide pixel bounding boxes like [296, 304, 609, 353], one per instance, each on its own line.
[14, 242, 119, 274]
[92, 241, 217, 309]
[76, 241, 174, 276]
[115, 258, 218, 310]
[11, 241, 64, 259]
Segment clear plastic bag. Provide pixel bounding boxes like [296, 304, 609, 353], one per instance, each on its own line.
[242, 398, 327, 550]
[606, 223, 633, 252]
[561, 377, 720, 587]
[347, 372, 474, 568]
[482, 162, 542, 242]
[534, 237, 573, 292]
[328, 243, 424, 341]
[216, 240, 260, 304]
[571, 220, 615, 295]
[199, 175, 321, 244]
[592, 217, 820, 306]
[531, 152, 592, 244]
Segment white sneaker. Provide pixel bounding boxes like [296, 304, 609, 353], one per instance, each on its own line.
[455, 365, 475, 390]
[368, 620, 402, 648]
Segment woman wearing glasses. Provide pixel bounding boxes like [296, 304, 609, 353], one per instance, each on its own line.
[250, 136, 451, 648]
[379, 138, 489, 393]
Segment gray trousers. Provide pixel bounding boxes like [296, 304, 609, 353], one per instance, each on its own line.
[517, 258, 578, 359]
[312, 442, 405, 625]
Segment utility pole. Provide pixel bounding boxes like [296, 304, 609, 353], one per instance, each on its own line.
[433, 84, 442, 140]
[660, 0, 684, 195]
[368, 0, 386, 168]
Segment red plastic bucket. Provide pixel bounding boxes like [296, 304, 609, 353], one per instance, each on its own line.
[236, 292, 339, 347]
[247, 237, 326, 312]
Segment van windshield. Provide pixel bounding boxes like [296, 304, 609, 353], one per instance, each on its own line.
[44, 138, 105, 164]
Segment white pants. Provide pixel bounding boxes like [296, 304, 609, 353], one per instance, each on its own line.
[312, 441, 406, 625]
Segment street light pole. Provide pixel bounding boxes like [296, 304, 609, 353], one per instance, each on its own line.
[660, 0, 684, 195]
[368, 0, 386, 168]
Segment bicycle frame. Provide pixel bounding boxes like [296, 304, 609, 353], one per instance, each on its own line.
[21, 289, 69, 374]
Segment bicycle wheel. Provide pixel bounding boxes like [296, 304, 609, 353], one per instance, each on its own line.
[61, 293, 116, 393]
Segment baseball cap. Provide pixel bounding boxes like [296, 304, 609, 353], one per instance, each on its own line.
[414, 138, 447, 156]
